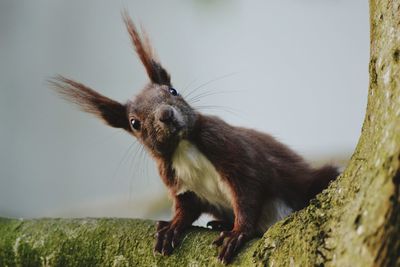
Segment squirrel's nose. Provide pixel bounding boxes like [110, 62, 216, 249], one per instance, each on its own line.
[158, 106, 174, 123]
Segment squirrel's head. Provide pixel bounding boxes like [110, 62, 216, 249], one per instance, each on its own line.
[50, 12, 197, 157]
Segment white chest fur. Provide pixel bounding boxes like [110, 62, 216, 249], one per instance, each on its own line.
[172, 140, 233, 210]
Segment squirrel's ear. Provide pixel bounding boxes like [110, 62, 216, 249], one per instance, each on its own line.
[49, 76, 130, 130]
[122, 11, 171, 86]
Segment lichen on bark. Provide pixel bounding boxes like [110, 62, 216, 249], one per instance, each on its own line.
[1, 0, 399, 266]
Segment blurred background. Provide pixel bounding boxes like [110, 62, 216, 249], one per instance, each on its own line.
[0, 0, 369, 223]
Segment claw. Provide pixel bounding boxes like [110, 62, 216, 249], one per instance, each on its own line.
[161, 228, 173, 255]
[156, 220, 169, 232]
[172, 228, 182, 248]
[219, 237, 237, 264]
[213, 231, 251, 264]
[154, 220, 185, 256]
[212, 231, 229, 247]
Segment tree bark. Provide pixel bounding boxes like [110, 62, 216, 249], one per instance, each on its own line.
[1, 0, 399, 266]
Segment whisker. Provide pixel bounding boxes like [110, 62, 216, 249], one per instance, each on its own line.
[129, 169, 135, 201]
[84, 130, 122, 149]
[187, 90, 242, 104]
[193, 105, 244, 118]
[111, 140, 137, 181]
[128, 142, 144, 200]
[140, 146, 147, 183]
[180, 78, 198, 95]
[129, 141, 148, 200]
[142, 145, 152, 188]
[183, 72, 237, 99]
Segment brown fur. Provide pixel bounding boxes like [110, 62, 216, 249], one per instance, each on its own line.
[50, 13, 339, 264]
[122, 11, 171, 86]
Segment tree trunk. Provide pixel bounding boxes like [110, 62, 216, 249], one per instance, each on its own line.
[1, 0, 399, 266]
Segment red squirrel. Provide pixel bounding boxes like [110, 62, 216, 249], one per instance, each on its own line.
[50, 12, 339, 264]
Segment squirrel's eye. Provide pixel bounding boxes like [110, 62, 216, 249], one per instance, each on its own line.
[169, 87, 178, 96]
[130, 119, 141, 130]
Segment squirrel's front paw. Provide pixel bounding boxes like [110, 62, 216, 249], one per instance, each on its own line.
[154, 220, 185, 256]
[212, 230, 251, 264]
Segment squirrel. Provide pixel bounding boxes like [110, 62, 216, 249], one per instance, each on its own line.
[50, 12, 339, 264]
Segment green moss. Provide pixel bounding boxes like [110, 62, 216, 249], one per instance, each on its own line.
[16, 242, 41, 267]
[0, 218, 263, 266]
[0, 219, 19, 267]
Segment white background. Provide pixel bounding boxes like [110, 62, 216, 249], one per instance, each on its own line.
[0, 0, 369, 219]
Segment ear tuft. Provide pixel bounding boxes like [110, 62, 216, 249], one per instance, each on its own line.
[49, 75, 129, 130]
[122, 11, 171, 86]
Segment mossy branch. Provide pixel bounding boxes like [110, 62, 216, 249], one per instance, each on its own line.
[0, 218, 258, 266]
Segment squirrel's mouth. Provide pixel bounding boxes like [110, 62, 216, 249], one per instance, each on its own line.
[154, 120, 184, 142]
[167, 123, 186, 139]
[151, 123, 186, 157]
[152, 106, 188, 148]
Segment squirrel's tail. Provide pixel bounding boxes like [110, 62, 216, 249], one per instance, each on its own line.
[307, 165, 339, 200]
